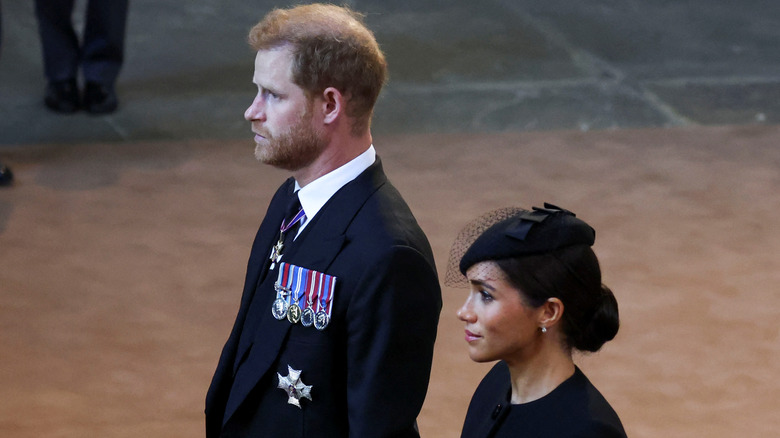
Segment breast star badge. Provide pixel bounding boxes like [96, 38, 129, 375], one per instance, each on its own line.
[277, 365, 313, 408]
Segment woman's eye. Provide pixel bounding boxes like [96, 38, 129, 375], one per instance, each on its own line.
[479, 290, 494, 303]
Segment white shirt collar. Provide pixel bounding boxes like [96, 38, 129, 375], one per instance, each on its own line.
[294, 145, 376, 233]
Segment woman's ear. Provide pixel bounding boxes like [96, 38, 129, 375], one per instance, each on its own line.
[320, 87, 343, 125]
[538, 297, 564, 329]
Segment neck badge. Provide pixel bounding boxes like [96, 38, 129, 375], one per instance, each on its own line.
[269, 208, 306, 270]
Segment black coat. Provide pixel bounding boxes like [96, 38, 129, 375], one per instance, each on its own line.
[461, 363, 627, 438]
[206, 159, 442, 437]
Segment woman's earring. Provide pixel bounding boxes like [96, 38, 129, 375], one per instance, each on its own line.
[540, 327, 547, 334]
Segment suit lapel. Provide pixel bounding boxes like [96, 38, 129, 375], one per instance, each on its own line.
[214, 180, 295, 424]
[249, 181, 296, 290]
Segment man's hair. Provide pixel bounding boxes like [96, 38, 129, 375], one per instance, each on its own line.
[249, 4, 387, 135]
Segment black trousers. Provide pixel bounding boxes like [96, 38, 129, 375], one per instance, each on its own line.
[34, 0, 128, 84]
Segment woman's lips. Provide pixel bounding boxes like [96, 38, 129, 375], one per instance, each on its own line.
[465, 330, 481, 342]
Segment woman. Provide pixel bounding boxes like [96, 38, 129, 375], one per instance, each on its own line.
[446, 203, 626, 438]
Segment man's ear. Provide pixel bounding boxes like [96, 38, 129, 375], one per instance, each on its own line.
[320, 87, 344, 125]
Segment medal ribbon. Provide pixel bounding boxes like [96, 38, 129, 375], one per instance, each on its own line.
[291, 265, 305, 305]
[326, 275, 336, 315]
[305, 270, 321, 309]
[317, 274, 336, 314]
[277, 262, 293, 300]
[278, 262, 337, 328]
[280, 208, 306, 234]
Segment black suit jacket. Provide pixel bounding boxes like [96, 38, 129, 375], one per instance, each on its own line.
[206, 158, 442, 437]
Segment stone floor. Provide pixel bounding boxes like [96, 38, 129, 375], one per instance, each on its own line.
[2, 126, 779, 437]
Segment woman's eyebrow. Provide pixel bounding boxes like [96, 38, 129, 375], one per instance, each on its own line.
[468, 279, 496, 291]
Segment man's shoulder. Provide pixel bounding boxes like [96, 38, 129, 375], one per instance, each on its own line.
[322, 162, 433, 255]
[353, 184, 422, 237]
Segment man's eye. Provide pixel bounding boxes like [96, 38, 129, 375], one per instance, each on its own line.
[261, 89, 278, 100]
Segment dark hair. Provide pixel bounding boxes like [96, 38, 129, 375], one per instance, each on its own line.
[248, 4, 387, 135]
[495, 244, 619, 353]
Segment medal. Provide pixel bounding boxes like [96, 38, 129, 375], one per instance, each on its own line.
[301, 271, 321, 327]
[285, 264, 306, 324]
[313, 273, 336, 331]
[271, 263, 293, 320]
[269, 238, 284, 271]
[269, 207, 306, 270]
[287, 304, 302, 323]
[272, 262, 337, 329]
[314, 310, 329, 330]
[277, 365, 313, 408]
[301, 307, 315, 327]
[272, 297, 289, 320]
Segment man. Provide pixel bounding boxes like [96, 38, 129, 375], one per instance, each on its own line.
[34, 0, 128, 114]
[205, 4, 442, 437]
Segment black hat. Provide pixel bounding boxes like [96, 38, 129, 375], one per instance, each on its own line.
[459, 203, 595, 274]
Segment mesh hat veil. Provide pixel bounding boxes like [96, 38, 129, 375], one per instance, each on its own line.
[444, 203, 595, 287]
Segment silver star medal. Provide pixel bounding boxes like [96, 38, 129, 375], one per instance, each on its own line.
[269, 238, 284, 271]
[277, 365, 313, 408]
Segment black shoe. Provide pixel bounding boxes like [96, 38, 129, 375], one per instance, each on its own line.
[0, 164, 13, 187]
[83, 82, 118, 114]
[44, 79, 80, 113]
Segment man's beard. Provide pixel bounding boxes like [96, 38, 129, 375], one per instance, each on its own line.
[254, 109, 327, 171]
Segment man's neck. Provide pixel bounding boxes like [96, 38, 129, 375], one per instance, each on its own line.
[293, 131, 372, 187]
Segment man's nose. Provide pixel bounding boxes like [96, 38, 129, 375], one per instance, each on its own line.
[245, 96, 265, 121]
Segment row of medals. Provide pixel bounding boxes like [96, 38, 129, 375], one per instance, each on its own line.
[272, 283, 330, 330]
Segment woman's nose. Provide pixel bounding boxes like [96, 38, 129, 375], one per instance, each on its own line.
[457, 300, 474, 322]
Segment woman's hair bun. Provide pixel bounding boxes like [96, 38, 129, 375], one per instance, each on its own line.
[572, 285, 620, 352]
